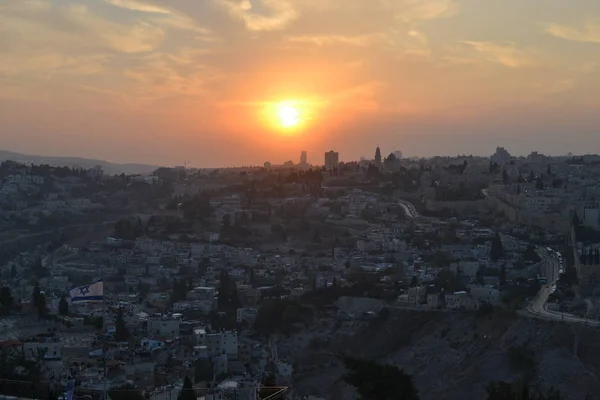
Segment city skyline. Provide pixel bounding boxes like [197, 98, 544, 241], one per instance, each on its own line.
[2, 0, 600, 166]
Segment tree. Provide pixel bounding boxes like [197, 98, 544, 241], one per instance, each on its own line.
[108, 384, 145, 400]
[114, 307, 129, 341]
[499, 265, 507, 286]
[0, 287, 13, 308]
[410, 275, 418, 288]
[32, 283, 46, 318]
[177, 376, 196, 400]
[476, 266, 485, 285]
[313, 229, 322, 243]
[10, 265, 17, 279]
[58, 295, 69, 316]
[222, 214, 231, 231]
[259, 375, 278, 399]
[343, 357, 419, 400]
[486, 380, 563, 400]
[490, 233, 504, 260]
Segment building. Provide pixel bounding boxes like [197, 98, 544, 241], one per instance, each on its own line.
[264, 161, 271, 169]
[374, 146, 382, 167]
[324, 150, 339, 171]
[491, 147, 511, 166]
[300, 151, 308, 166]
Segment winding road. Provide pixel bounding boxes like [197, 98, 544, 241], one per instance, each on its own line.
[398, 194, 600, 327]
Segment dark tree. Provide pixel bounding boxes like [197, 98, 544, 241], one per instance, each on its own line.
[476, 266, 485, 285]
[343, 357, 419, 400]
[259, 375, 278, 399]
[410, 275, 418, 288]
[0, 287, 13, 308]
[313, 229, 322, 243]
[177, 377, 196, 400]
[486, 380, 563, 400]
[32, 283, 47, 318]
[499, 265, 507, 286]
[58, 295, 69, 316]
[108, 384, 145, 400]
[490, 233, 504, 260]
[115, 307, 129, 341]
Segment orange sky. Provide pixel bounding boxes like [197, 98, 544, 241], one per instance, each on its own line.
[1, 0, 600, 166]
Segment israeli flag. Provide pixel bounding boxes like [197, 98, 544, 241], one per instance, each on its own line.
[69, 278, 104, 303]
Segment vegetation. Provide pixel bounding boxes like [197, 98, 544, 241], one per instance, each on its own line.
[343, 357, 419, 400]
[58, 295, 69, 316]
[108, 384, 145, 400]
[32, 282, 47, 318]
[259, 375, 279, 399]
[508, 345, 536, 374]
[177, 377, 196, 400]
[0, 287, 14, 309]
[114, 307, 129, 341]
[490, 233, 504, 260]
[486, 380, 563, 400]
[254, 298, 312, 336]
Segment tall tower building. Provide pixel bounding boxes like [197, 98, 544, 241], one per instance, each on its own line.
[375, 146, 382, 167]
[300, 151, 308, 166]
[324, 150, 339, 171]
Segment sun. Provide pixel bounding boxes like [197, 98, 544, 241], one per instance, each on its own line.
[277, 103, 301, 128]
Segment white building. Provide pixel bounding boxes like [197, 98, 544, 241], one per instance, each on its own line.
[147, 317, 180, 337]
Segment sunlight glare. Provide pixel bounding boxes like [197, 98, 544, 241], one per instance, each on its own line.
[277, 102, 301, 128]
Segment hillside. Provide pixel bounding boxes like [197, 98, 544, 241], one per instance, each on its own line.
[281, 309, 600, 400]
[0, 150, 159, 175]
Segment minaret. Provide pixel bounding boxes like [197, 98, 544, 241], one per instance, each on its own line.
[374, 146, 382, 168]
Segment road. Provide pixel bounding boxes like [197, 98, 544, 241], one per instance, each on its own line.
[394, 195, 600, 326]
[527, 248, 600, 326]
[397, 199, 420, 218]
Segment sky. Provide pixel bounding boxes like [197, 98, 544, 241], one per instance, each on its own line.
[1, 0, 600, 167]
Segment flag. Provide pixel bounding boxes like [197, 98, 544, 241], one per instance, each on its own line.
[69, 279, 104, 303]
[65, 379, 75, 400]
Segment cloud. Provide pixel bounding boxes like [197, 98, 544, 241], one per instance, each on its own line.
[102, 0, 170, 14]
[544, 19, 600, 44]
[461, 41, 536, 68]
[102, 0, 212, 36]
[65, 5, 165, 53]
[287, 33, 389, 47]
[215, 0, 298, 31]
[395, 0, 456, 25]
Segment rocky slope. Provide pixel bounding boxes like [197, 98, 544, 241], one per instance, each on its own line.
[282, 309, 600, 400]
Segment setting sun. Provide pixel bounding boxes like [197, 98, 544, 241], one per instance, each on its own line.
[277, 103, 301, 128]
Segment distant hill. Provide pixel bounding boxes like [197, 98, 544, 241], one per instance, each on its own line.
[0, 150, 160, 175]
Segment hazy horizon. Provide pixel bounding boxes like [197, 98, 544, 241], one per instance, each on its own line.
[2, 0, 600, 167]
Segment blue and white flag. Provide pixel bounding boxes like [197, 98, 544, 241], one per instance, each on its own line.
[69, 279, 104, 303]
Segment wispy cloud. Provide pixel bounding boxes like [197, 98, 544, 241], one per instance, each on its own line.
[461, 41, 536, 68]
[544, 19, 600, 44]
[287, 33, 388, 47]
[215, 0, 298, 31]
[395, 0, 457, 25]
[102, 0, 170, 14]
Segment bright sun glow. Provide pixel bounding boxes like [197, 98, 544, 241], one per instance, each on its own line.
[277, 103, 301, 128]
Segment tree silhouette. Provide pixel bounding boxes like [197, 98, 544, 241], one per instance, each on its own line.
[0, 287, 13, 309]
[115, 307, 129, 341]
[32, 283, 46, 318]
[58, 295, 69, 316]
[490, 233, 504, 260]
[486, 380, 563, 400]
[177, 377, 196, 400]
[343, 357, 419, 400]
